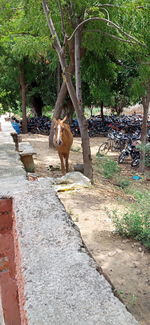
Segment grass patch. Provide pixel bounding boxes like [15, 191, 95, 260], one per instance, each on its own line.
[71, 146, 81, 152]
[96, 154, 121, 179]
[96, 153, 150, 248]
[112, 189, 150, 248]
[137, 143, 150, 167]
[116, 177, 130, 189]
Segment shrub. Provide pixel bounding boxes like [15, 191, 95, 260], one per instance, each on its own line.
[145, 144, 150, 167]
[112, 189, 150, 248]
[96, 155, 121, 179]
[137, 143, 150, 167]
[117, 178, 130, 189]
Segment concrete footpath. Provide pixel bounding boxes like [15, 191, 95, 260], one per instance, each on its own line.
[0, 118, 138, 324]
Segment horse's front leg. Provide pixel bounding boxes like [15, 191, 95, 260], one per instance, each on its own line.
[59, 152, 65, 174]
[65, 153, 69, 173]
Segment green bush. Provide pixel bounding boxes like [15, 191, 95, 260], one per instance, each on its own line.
[117, 178, 130, 189]
[145, 144, 150, 167]
[137, 143, 150, 167]
[112, 189, 150, 248]
[96, 156, 121, 179]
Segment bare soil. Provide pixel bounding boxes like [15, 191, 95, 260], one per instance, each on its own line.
[22, 133, 150, 325]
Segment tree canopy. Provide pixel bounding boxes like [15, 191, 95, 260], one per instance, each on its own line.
[0, 0, 150, 115]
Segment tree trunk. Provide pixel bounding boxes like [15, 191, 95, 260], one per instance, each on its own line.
[49, 40, 75, 147]
[19, 63, 27, 133]
[49, 81, 68, 147]
[42, 0, 93, 181]
[56, 63, 61, 95]
[65, 72, 93, 181]
[139, 89, 150, 173]
[75, 28, 82, 109]
[30, 94, 43, 117]
[75, 25, 93, 181]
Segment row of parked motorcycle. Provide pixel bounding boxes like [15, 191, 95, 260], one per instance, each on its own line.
[25, 114, 146, 137]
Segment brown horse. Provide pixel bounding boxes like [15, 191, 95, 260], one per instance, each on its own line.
[53, 117, 73, 174]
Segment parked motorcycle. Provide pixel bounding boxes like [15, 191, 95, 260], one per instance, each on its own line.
[131, 143, 150, 167]
[118, 139, 140, 167]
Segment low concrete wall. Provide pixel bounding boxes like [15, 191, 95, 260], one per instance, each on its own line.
[0, 119, 138, 325]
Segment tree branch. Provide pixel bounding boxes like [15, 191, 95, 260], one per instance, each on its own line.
[100, 7, 110, 23]
[42, 1, 62, 52]
[68, 17, 146, 47]
[141, 61, 150, 65]
[96, 4, 120, 8]
[85, 30, 137, 44]
[42, 0, 67, 72]
[96, 4, 150, 9]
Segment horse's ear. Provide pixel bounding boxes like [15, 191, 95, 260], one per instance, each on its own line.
[62, 116, 67, 123]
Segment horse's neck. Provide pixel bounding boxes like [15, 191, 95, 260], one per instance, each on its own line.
[63, 125, 70, 136]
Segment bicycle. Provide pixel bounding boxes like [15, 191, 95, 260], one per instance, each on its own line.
[98, 139, 115, 155]
[97, 131, 127, 155]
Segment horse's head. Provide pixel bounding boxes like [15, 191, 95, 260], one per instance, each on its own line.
[53, 116, 67, 146]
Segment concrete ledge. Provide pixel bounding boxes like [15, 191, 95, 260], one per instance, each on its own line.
[0, 118, 19, 150]
[12, 179, 137, 325]
[19, 142, 36, 172]
[0, 134, 26, 179]
[19, 142, 36, 156]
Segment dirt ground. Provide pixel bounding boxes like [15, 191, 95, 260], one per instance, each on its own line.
[22, 133, 150, 325]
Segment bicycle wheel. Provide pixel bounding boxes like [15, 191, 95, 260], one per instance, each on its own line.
[98, 142, 110, 155]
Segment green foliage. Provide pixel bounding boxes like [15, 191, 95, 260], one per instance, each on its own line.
[84, 106, 103, 118]
[1, 0, 150, 117]
[145, 145, 150, 167]
[96, 155, 121, 179]
[129, 60, 150, 102]
[82, 51, 118, 107]
[42, 105, 54, 118]
[137, 143, 150, 167]
[112, 189, 150, 248]
[0, 0, 58, 114]
[113, 210, 150, 248]
[117, 177, 130, 189]
[0, 51, 57, 111]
